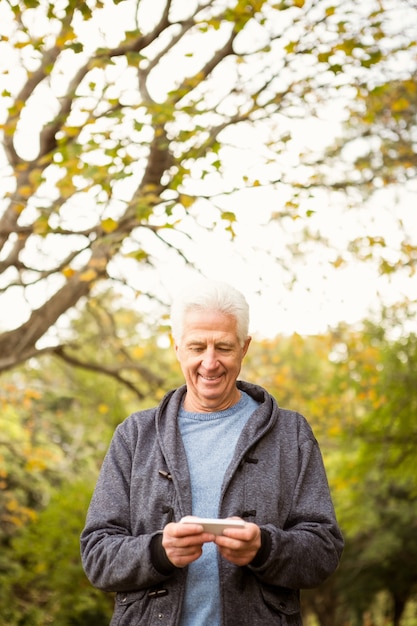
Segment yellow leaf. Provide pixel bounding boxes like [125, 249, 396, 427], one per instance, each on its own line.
[17, 185, 32, 198]
[6, 498, 19, 512]
[101, 217, 118, 233]
[180, 194, 195, 208]
[79, 268, 97, 282]
[332, 256, 345, 268]
[285, 41, 297, 54]
[62, 266, 75, 278]
[25, 458, 47, 472]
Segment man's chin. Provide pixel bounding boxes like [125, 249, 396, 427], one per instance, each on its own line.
[195, 387, 225, 408]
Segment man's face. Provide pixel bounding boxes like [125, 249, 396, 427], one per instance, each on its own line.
[175, 309, 251, 413]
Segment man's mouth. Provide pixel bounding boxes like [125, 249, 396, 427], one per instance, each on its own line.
[200, 375, 222, 381]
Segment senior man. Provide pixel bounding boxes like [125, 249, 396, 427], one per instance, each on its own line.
[81, 279, 343, 626]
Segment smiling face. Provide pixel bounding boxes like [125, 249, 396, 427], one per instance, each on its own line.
[175, 309, 251, 413]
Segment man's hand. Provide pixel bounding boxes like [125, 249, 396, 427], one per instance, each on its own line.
[162, 521, 215, 568]
[214, 521, 262, 566]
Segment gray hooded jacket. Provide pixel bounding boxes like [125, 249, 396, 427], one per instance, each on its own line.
[80, 381, 343, 626]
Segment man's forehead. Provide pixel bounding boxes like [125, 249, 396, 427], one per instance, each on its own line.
[183, 329, 238, 343]
[183, 309, 237, 327]
[181, 309, 239, 342]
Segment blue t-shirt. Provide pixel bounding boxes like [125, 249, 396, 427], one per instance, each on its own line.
[178, 391, 259, 626]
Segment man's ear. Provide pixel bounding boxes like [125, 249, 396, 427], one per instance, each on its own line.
[174, 342, 180, 360]
[242, 336, 251, 358]
[170, 334, 180, 359]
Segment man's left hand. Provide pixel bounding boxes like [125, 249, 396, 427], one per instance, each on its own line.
[214, 520, 261, 566]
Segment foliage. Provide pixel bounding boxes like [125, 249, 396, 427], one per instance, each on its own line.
[338, 486, 417, 626]
[50, 289, 183, 405]
[0, 382, 66, 542]
[244, 304, 417, 626]
[2, 290, 417, 624]
[303, 7, 417, 277]
[0, 299, 182, 625]
[1, 481, 113, 626]
[326, 309, 417, 626]
[243, 331, 339, 440]
[1, 0, 416, 378]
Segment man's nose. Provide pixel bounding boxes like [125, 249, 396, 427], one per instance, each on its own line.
[202, 348, 218, 368]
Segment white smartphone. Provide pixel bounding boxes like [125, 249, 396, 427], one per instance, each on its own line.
[180, 516, 246, 535]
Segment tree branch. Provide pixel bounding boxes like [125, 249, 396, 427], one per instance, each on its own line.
[52, 346, 165, 401]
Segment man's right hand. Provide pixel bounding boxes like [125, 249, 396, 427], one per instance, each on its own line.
[162, 520, 215, 568]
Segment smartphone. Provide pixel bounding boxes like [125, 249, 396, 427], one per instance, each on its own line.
[180, 516, 246, 535]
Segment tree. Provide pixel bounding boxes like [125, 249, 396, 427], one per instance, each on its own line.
[2, 481, 114, 626]
[0, 382, 66, 543]
[300, 5, 417, 277]
[2, 296, 416, 625]
[49, 289, 181, 403]
[1, 0, 416, 378]
[327, 308, 417, 626]
[0, 299, 182, 625]
[244, 305, 417, 626]
[327, 75, 417, 193]
[338, 484, 417, 626]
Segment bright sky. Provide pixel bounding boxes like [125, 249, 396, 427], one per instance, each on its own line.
[125, 185, 417, 339]
[1, 0, 416, 340]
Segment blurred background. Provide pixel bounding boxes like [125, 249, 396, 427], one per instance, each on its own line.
[1, 0, 416, 624]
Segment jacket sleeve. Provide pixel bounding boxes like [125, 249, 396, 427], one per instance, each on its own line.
[249, 434, 344, 589]
[80, 425, 173, 592]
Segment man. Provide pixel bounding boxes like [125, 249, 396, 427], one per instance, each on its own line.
[81, 279, 343, 626]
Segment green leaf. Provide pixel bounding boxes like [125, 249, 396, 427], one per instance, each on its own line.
[66, 42, 84, 53]
[221, 211, 236, 222]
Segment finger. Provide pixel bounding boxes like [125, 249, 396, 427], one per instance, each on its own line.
[164, 531, 215, 553]
[165, 521, 204, 539]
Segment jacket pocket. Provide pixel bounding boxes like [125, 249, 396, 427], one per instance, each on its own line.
[110, 589, 148, 626]
[260, 585, 301, 624]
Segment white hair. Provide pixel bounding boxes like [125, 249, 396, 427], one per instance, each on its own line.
[170, 279, 250, 346]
